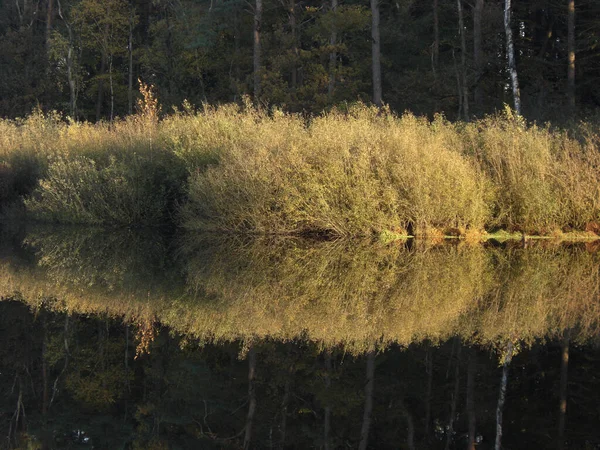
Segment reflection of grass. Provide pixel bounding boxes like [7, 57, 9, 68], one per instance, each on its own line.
[0, 228, 599, 353]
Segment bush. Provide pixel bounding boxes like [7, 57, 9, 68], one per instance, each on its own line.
[181, 105, 491, 236]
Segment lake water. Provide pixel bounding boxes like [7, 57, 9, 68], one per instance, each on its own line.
[1, 225, 599, 449]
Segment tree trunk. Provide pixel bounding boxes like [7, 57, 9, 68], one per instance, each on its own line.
[567, 0, 575, 111]
[56, 0, 76, 118]
[128, 4, 134, 115]
[359, 351, 375, 450]
[289, 0, 297, 89]
[327, 0, 338, 98]
[473, 0, 483, 112]
[371, 0, 382, 107]
[467, 350, 477, 450]
[45, 0, 54, 52]
[253, 0, 263, 101]
[558, 332, 570, 449]
[244, 347, 257, 450]
[109, 55, 114, 122]
[457, 0, 469, 120]
[453, 48, 463, 119]
[504, 0, 521, 115]
[432, 0, 439, 79]
[96, 33, 108, 121]
[495, 341, 514, 450]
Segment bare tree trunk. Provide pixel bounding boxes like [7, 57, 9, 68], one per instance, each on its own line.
[327, 0, 338, 98]
[432, 0, 439, 79]
[128, 4, 134, 115]
[567, 0, 575, 111]
[453, 49, 463, 119]
[457, 0, 469, 120]
[359, 351, 376, 450]
[473, 0, 483, 112]
[96, 51, 107, 120]
[109, 55, 114, 122]
[45, 0, 54, 52]
[253, 0, 263, 101]
[57, 0, 76, 118]
[289, 0, 297, 89]
[495, 341, 514, 450]
[504, 0, 521, 115]
[371, 0, 382, 107]
[244, 347, 257, 450]
[558, 332, 570, 449]
[467, 350, 477, 450]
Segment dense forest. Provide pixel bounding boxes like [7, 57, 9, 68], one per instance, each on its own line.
[1, 0, 599, 121]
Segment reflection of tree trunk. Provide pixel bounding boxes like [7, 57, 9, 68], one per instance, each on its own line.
[473, 0, 483, 112]
[371, 0, 382, 107]
[253, 0, 263, 101]
[327, 0, 338, 98]
[324, 351, 332, 450]
[279, 374, 291, 448]
[400, 399, 415, 450]
[50, 314, 70, 407]
[41, 318, 50, 450]
[504, 0, 521, 115]
[495, 341, 514, 450]
[567, 0, 575, 111]
[424, 347, 433, 438]
[558, 332, 570, 449]
[244, 347, 257, 450]
[445, 341, 461, 450]
[359, 351, 375, 450]
[467, 349, 477, 450]
[457, 0, 469, 120]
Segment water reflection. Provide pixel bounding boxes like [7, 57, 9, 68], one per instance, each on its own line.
[1, 227, 599, 350]
[0, 227, 600, 448]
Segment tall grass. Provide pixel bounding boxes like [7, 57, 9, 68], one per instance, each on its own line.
[1, 102, 599, 234]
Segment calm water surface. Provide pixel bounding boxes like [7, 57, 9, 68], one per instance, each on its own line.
[1, 226, 599, 449]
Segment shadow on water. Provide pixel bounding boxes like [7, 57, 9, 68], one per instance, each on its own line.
[0, 226, 600, 448]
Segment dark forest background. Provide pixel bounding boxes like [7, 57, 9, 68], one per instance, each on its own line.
[0, 0, 599, 121]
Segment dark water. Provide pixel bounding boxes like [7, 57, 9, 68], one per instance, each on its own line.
[1, 226, 600, 449]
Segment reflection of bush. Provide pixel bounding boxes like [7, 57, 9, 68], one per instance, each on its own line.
[0, 226, 184, 320]
[1, 228, 599, 353]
